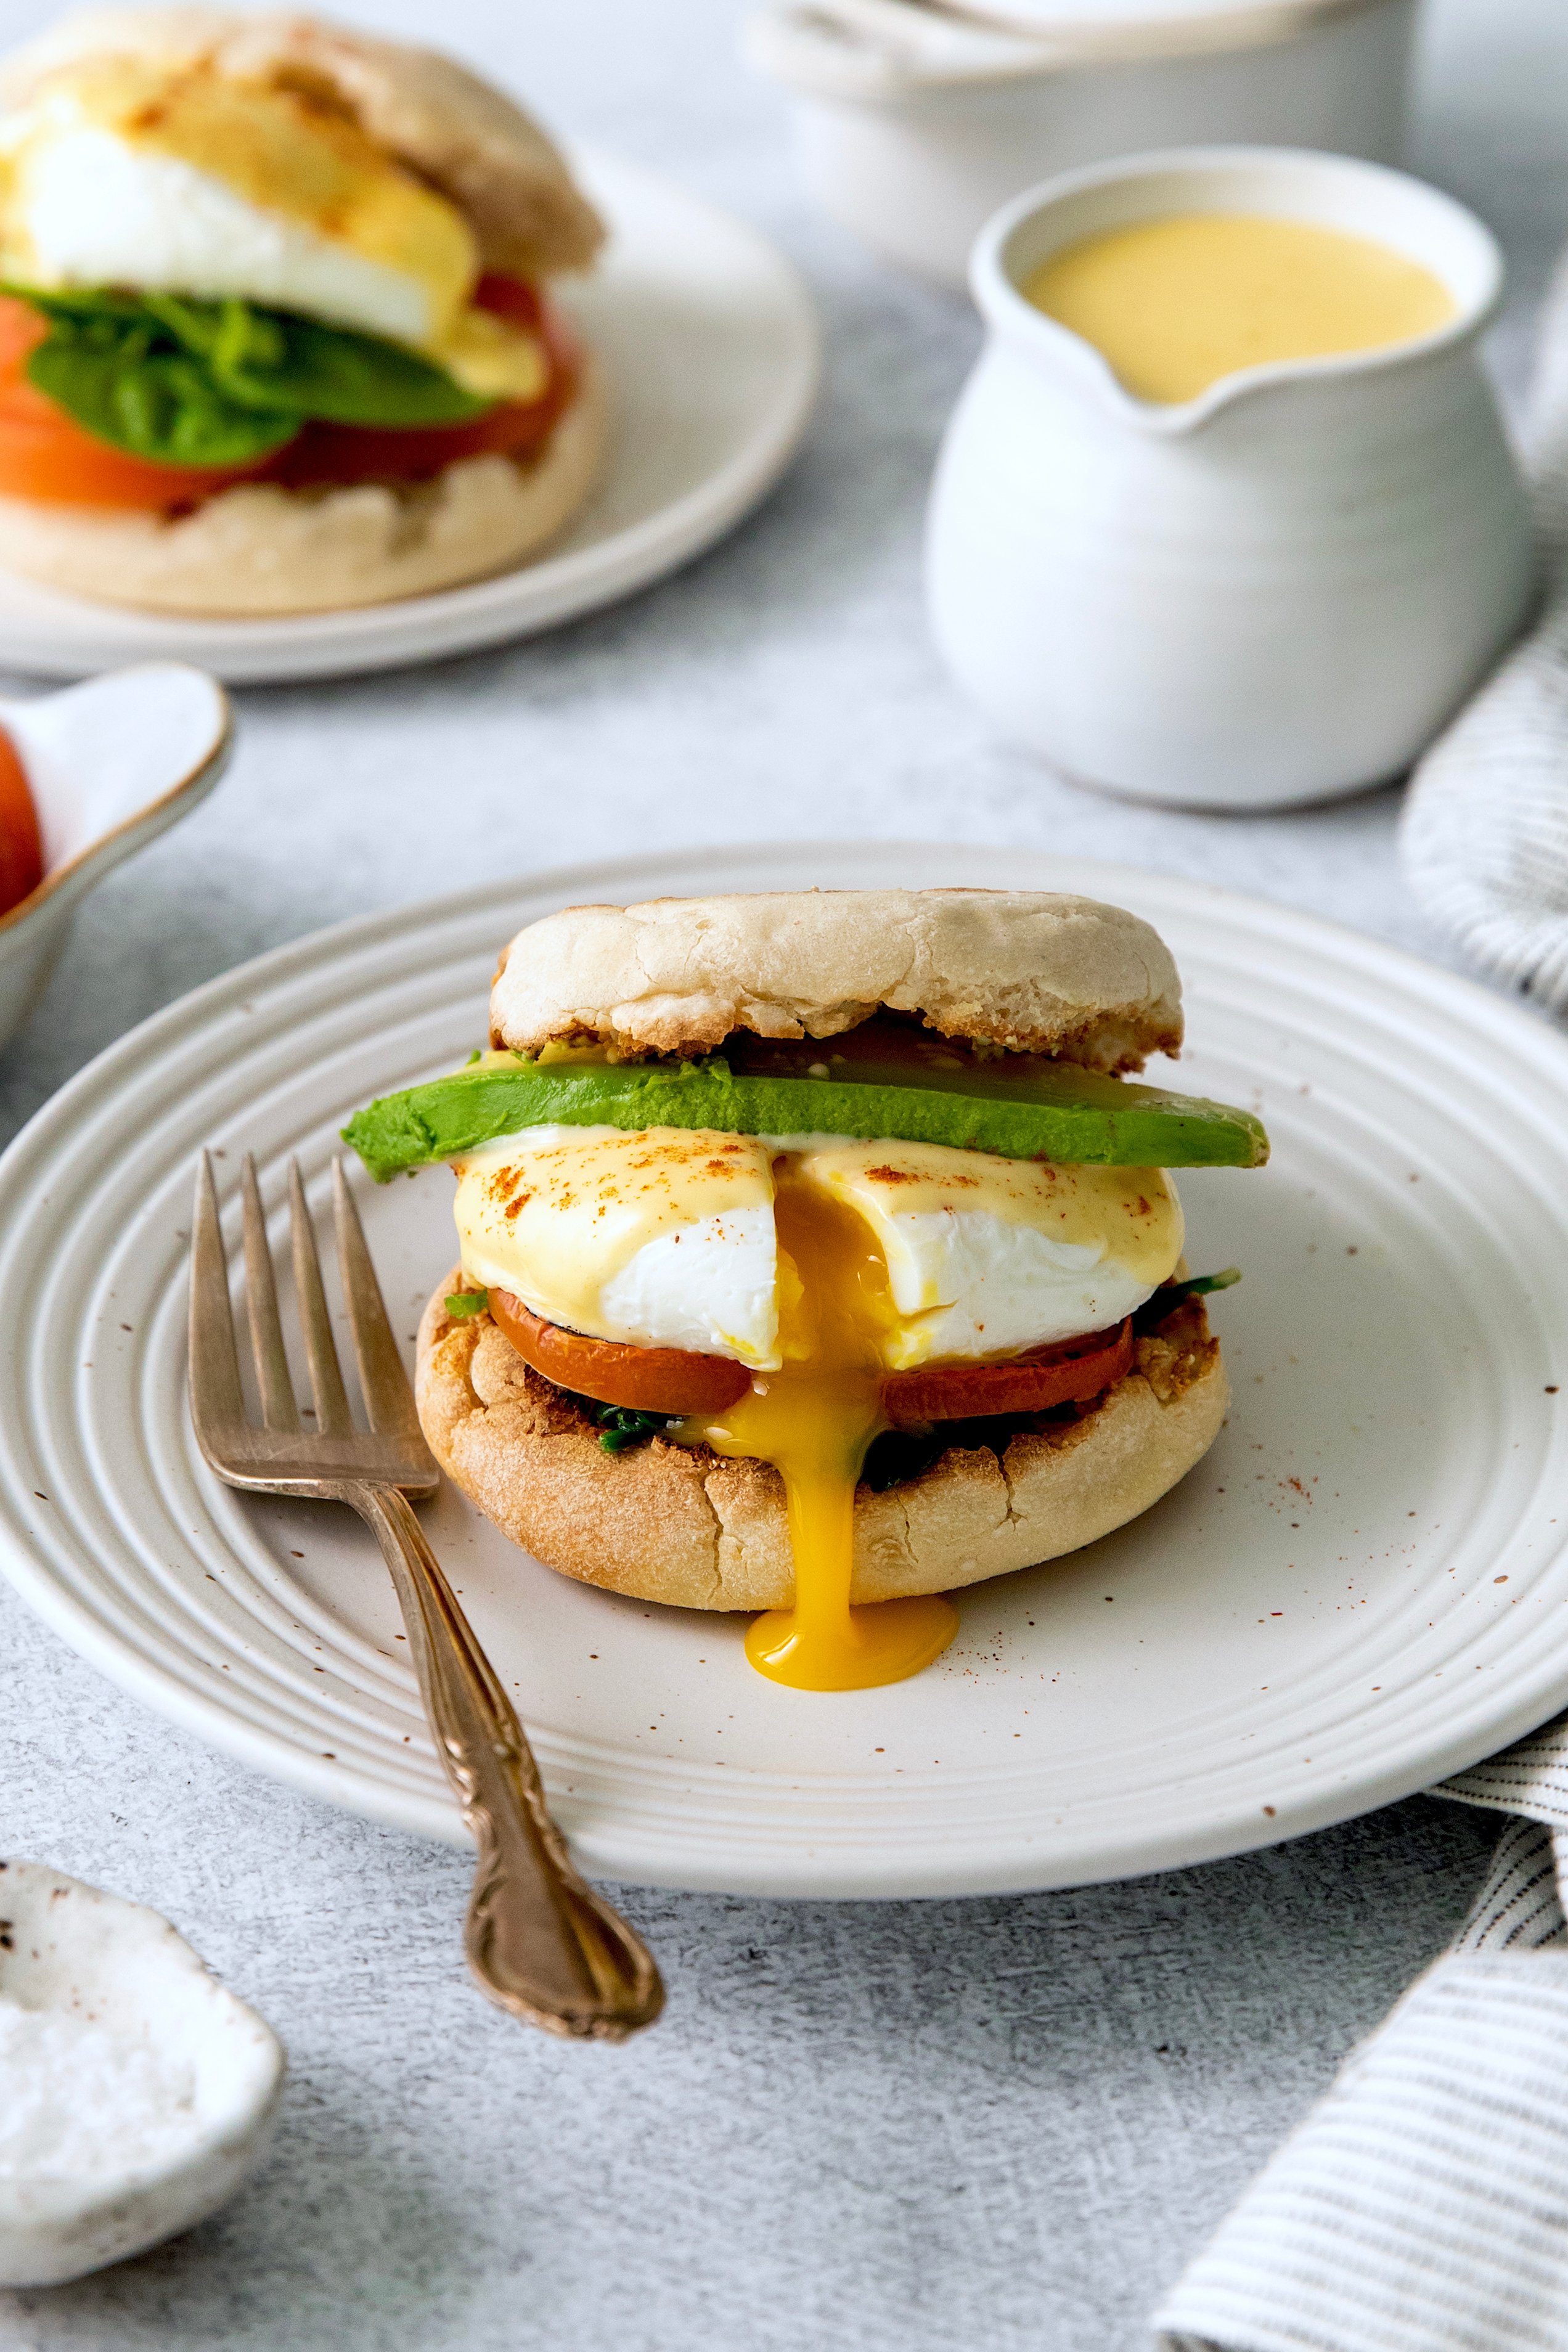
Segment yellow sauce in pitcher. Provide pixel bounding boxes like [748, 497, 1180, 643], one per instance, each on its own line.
[1022, 213, 1455, 405]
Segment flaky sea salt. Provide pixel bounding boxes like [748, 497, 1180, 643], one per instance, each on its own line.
[0, 1998, 198, 2177]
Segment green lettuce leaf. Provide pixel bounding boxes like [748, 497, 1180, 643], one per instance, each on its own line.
[9, 287, 492, 467]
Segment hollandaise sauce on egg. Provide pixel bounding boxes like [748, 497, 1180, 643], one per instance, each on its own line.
[453, 1127, 782, 1366]
[0, 56, 546, 396]
[795, 1139, 1182, 1367]
[452, 1122, 1185, 1694]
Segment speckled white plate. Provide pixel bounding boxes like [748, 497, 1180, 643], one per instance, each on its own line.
[1, 842, 1566, 1898]
[0, 152, 819, 685]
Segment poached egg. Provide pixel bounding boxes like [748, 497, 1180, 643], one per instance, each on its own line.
[0, 56, 547, 398]
[452, 1122, 1184, 1693]
[455, 1126, 782, 1366]
[453, 1125, 1183, 1370]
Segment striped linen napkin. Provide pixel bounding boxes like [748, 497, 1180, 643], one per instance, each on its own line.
[1400, 243, 1568, 1004]
[1151, 1715, 1568, 2351]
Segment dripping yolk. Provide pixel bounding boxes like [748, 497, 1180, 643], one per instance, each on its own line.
[688, 1164, 959, 1692]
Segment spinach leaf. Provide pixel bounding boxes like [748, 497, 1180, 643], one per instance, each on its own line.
[1132, 1267, 1240, 1334]
[141, 294, 491, 427]
[1166, 1267, 1241, 1302]
[9, 285, 491, 467]
[555, 1389, 680, 1454]
[25, 304, 300, 466]
[592, 1404, 680, 1454]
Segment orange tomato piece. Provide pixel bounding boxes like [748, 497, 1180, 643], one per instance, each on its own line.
[0, 295, 280, 508]
[263, 280, 579, 489]
[880, 1320, 1134, 1429]
[0, 280, 576, 508]
[492, 1284, 1135, 1435]
[0, 724, 44, 917]
[488, 1289, 753, 1416]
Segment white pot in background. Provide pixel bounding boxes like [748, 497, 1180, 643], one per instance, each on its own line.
[747, 0, 1418, 288]
[923, 147, 1535, 811]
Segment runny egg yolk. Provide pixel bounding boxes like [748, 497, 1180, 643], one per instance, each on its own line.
[685, 1168, 959, 1693]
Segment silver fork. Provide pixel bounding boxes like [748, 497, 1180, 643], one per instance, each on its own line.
[187, 1149, 664, 2044]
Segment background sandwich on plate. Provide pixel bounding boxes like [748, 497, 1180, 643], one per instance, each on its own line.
[0, 5, 605, 615]
[346, 888, 1269, 1691]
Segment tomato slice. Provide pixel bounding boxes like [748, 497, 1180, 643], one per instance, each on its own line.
[263, 280, 579, 490]
[0, 296, 277, 508]
[0, 724, 43, 917]
[471, 276, 546, 335]
[879, 1321, 1134, 1429]
[0, 276, 574, 510]
[491, 1286, 1135, 1431]
[488, 1290, 752, 1416]
[0, 296, 44, 377]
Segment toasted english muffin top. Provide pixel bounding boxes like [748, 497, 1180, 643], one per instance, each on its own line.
[489, 888, 1184, 1069]
[0, 6, 605, 280]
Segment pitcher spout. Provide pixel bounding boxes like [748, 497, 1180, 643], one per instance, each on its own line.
[1081, 337, 1484, 439]
[971, 145, 1507, 441]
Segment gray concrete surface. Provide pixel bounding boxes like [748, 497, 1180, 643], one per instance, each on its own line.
[1, 0, 1561, 2343]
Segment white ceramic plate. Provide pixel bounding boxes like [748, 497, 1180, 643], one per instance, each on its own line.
[0, 153, 819, 686]
[4, 842, 1568, 1898]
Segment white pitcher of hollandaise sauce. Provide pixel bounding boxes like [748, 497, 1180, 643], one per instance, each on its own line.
[925, 147, 1535, 809]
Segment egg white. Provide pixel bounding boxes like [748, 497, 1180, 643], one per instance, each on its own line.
[875, 1209, 1159, 1363]
[453, 1127, 783, 1368]
[17, 126, 438, 345]
[795, 1137, 1183, 1366]
[454, 1125, 1183, 1372]
[0, 67, 546, 397]
[595, 1209, 780, 1362]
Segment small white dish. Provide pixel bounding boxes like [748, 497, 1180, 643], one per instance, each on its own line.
[0, 150, 820, 687]
[925, 147, 1535, 809]
[748, 0, 1416, 287]
[0, 1860, 285, 2288]
[0, 664, 231, 1048]
[0, 843, 1567, 1899]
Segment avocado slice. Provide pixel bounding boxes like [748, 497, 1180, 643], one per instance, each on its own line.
[343, 1054, 1268, 1180]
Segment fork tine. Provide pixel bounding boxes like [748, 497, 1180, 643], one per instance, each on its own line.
[189, 1151, 247, 1449]
[241, 1155, 299, 1433]
[333, 1158, 423, 1442]
[288, 1158, 353, 1438]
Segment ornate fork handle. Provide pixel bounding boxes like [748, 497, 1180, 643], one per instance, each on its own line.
[349, 1484, 664, 2043]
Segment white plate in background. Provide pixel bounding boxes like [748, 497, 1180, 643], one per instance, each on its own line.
[0, 153, 820, 686]
[0, 842, 1565, 1897]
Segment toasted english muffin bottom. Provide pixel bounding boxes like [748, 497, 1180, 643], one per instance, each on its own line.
[0, 351, 605, 616]
[415, 1275, 1227, 1611]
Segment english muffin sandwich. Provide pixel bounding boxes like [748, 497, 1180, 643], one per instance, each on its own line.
[0, 7, 605, 613]
[346, 889, 1268, 1690]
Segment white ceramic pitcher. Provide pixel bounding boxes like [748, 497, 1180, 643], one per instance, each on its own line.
[925, 148, 1535, 809]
